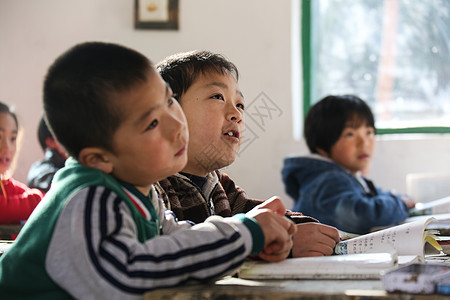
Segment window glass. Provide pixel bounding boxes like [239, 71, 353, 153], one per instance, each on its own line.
[308, 0, 450, 132]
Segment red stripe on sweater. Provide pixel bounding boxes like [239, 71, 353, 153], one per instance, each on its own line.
[123, 190, 148, 219]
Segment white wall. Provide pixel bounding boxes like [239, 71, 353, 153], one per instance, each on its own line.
[1, 0, 450, 209]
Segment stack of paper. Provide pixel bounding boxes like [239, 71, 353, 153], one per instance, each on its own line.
[382, 263, 450, 294]
[238, 252, 396, 280]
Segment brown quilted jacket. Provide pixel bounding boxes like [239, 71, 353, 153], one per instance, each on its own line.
[155, 171, 318, 224]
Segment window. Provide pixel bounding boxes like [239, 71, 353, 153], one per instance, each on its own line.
[302, 0, 450, 134]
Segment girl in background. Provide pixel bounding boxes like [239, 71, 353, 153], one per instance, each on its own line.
[0, 102, 43, 225]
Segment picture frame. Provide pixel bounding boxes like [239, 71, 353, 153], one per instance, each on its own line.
[134, 0, 179, 30]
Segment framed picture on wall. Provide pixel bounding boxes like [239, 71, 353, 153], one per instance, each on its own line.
[134, 0, 179, 30]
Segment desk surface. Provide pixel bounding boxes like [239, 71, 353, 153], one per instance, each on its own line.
[0, 224, 22, 240]
[144, 276, 449, 299]
[144, 255, 450, 299]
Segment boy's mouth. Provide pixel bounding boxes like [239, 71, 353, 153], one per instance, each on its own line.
[224, 130, 239, 139]
[175, 145, 186, 157]
[358, 153, 369, 160]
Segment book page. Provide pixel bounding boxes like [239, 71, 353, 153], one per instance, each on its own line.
[335, 217, 436, 257]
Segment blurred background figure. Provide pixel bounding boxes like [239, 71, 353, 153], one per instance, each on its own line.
[27, 116, 67, 194]
[0, 102, 43, 225]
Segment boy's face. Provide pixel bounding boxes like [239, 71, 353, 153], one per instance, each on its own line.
[108, 68, 188, 195]
[327, 123, 375, 175]
[179, 71, 244, 176]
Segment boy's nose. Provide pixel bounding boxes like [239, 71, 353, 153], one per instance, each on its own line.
[358, 135, 370, 147]
[227, 107, 243, 123]
[166, 111, 186, 142]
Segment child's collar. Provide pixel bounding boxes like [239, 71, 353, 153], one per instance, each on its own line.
[306, 153, 333, 163]
[118, 180, 150, 198]
[179, 172, 208, 189]
[67, 157, 154, 199]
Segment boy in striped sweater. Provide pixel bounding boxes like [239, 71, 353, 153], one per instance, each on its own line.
[0, 42, 296, 299]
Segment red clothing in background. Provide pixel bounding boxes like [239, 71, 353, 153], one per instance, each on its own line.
[0, 177, 43, 224]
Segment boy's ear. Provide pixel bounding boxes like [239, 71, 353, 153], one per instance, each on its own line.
[316, 148, 330, 158]
[78, 147, 113, 174]
[45, 137, 56, 150]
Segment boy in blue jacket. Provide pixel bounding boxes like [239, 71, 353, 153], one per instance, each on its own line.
[282, 95, 415, 234]
[0, 42, 296, 299]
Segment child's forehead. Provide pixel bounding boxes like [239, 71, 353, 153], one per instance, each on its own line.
[0, 112, 18, 131]
[190, 70, 239, 93]
[195, 68, 236, 82]
[344, 113, 372, 128]
[115, 69, 167, 119]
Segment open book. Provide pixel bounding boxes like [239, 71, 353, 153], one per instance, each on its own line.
[238, 217, 441, 280]
[334, 217, 441, 259]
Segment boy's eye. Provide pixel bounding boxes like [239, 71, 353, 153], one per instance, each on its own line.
[237, 103, 245, 110]
[147, 119, 158, 130]
[343, 131, 354, 137]
[211, 94, 224, 100]
[168, 97, 174, 106]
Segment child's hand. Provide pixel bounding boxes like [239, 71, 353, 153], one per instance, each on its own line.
[401, 195, 416, 209]
[291, 223, 340, 257]
[245, 197, 297, 262]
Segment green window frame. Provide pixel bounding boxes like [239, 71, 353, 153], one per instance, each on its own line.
[301, 0, 450, 135]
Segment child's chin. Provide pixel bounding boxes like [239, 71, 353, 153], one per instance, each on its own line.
[175, 159, 188, 173]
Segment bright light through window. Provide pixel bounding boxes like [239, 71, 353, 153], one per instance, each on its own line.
[308, 0, 450, 133]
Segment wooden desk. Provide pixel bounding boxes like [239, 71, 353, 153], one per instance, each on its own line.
[0, 224, 22, 240]
[0, 224, 21, 257]
[145, 255, 450, 299]
[144, 276, 449, 299]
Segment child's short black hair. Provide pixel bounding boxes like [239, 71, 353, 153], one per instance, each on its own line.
[304, 95, 375, 154]
[43, 42, 152, 159]
[156, 50, 239, 101]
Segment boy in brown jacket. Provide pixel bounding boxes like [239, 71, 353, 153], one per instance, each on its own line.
[156, 50, 340, 257]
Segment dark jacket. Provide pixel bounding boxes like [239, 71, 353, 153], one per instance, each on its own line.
[27, 149, 66, 193]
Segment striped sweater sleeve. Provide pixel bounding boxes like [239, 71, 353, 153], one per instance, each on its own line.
[45, 186, 253, 299]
